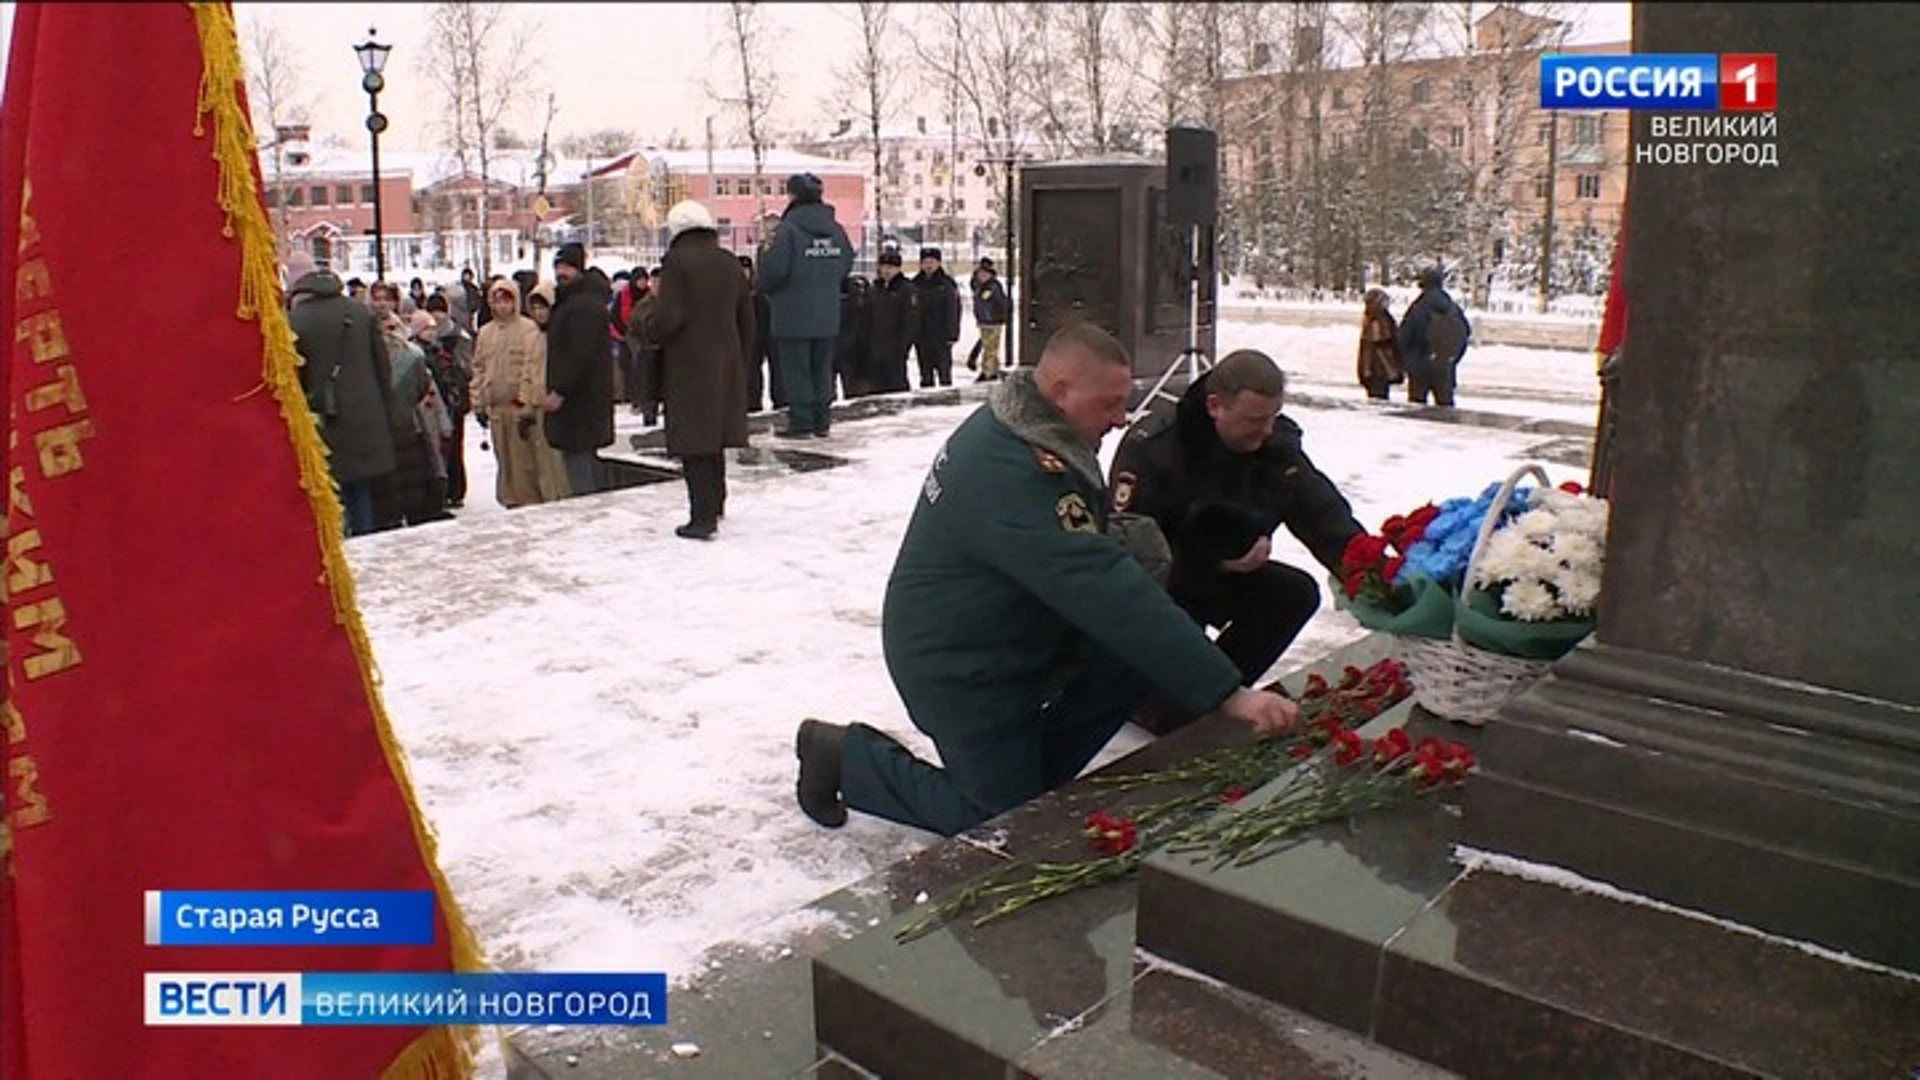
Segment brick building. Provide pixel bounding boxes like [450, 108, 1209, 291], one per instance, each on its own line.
[574, 148, 870, 260]
[1220, 8, 1629, 291]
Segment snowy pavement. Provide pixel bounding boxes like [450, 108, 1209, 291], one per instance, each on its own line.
[344, 325, 1598, 1009]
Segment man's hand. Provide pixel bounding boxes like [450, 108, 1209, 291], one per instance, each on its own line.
[543, 391, 563, 413]
[1218, 686, 1298, 737]
[1220, 535, 1272, 574]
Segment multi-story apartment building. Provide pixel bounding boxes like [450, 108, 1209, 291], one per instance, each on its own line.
[1221, 7, 1629, 290]
[578, 148, 869, 258]
[798, 118, 1007, 254]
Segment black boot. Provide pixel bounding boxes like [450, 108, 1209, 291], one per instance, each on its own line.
[794, 719, 848, 828]
[675, 520, 717, 540]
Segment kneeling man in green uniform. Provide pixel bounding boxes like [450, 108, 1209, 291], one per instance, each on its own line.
[794, 323, 1299, 836]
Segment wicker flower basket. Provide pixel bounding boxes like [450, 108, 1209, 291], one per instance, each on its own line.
[1394, 464, 1556, 726]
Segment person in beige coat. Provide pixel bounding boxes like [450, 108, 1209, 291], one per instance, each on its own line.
[470, 279, 569, 507]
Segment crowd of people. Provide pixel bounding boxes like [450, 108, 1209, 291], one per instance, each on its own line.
[285, 168, 1019, 541]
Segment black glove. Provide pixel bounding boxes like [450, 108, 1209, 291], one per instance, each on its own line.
[1178, 502, 1267, 568]
[474, 412, 490, 429]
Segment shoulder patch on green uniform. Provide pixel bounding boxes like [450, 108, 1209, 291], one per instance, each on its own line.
[1034, 447, 1067, 474]
[1056, 492, 1098, 533]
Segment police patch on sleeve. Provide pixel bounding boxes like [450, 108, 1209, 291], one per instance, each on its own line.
[1112, 471, 1137, 511]
[1055, 493, 1098, 533]
[1034, 448, 1067, 474]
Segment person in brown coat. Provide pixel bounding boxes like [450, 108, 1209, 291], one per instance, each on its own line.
[641, 201, 754, 540]
[1356, 288, 1405, 401]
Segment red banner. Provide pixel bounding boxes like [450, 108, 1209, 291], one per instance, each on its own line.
[1596, 215, 1628, 359]
[1, 5, 479, 1076]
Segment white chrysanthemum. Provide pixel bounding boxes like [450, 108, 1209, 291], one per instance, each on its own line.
[1551, 532, 1601, 572]
[1475, 530, 1533, 586]
[1556, 570, 1602, 614]
[1515, 508, 1558, 539]
[1501, 578, 1560, 621]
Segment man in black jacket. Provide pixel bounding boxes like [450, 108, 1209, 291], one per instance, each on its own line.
[910, 247, 961, 388]
[1108, 349, 1363, 726]
[543, 242, 616, 496]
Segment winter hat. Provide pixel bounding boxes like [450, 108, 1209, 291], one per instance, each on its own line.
[554, 242, 588, 272]
[878, 250, 903, 267]
[785, 172, 824, 201]
[282, 249, 317, 283]
[666, 200, 717, 240]
[919, 246, 943, 262]
[529, 281, 557, 309]
[976, 256, 995, 270]
[487, 278, 521, 304]
[1417, 266, 1445, 290]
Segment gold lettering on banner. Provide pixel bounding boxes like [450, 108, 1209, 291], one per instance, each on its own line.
[2, 701, 22, 745]
[32, 420, 95, 479]
[12, 599, 80, 680]
[7, 466, 30, 520]
[15, 259, 51, 304]
[16, 179, 37, 255]
[7, 529, 51, 595]
[9, 756, 50, 828]
[14, 311, 69, 364]
[24, 364, 85, 415]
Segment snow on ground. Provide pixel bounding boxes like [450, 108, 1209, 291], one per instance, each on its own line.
[1216, 320, 1603, 426]
[348, 326, 1595, 995]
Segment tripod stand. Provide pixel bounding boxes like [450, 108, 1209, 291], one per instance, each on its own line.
[1132, 222, 1211, 423]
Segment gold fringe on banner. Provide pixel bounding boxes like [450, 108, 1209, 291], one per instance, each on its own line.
[186, 4, 486, 1076]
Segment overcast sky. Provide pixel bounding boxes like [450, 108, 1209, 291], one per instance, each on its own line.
[2, 3, 1633, 149]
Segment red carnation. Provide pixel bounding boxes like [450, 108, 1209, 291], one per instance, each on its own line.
[1442, 743, 1477, 775]
[1304, 673, 1330, 699]
[1288, 743, 1314, 760]
[1415, 736, 1446, 758]
[1333, 728, 1366, 766]
[1382, 555, 1405, 585]
[1559, 481, 1584, 495]
[1084, 810, 1138, 855]
[1220, 786, 1246, 803]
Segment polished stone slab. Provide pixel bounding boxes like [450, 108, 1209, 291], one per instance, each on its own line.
[1134, 780, 1467, 1036]
[1378, 867, 1920, 1079]
[810, 634, 1409, 1077]
[1012, 964, 1454, 1079]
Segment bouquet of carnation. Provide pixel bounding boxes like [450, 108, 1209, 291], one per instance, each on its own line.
[1455, 481, 1609, 660]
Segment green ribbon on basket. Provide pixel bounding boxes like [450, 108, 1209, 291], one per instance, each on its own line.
[1331, 574, 1457, 641]
[1454, 588, 1595, 661]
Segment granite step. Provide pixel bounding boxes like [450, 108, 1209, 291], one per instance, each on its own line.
[809, 634, 1469, 1078]
[1135, 785, 1920, 1079]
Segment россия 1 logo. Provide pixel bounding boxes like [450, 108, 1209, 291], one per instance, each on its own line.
[1539, 53, 1777, 111]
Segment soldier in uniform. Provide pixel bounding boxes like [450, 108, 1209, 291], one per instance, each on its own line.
[793, 323, 1298, 837]
[1109, 349, 1364, 731]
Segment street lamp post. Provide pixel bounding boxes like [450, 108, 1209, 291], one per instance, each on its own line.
[975, 149, 1021, 368]
[354, 28, 392, 283]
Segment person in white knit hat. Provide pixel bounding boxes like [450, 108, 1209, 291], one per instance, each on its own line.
[638, 201, 755, 539]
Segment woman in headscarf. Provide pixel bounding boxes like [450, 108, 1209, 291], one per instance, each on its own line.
[470, 278, 569, 507]
[1356, 288, 1404, 402]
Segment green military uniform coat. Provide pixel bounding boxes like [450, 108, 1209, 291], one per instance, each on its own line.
[840, 372, 1243, 836]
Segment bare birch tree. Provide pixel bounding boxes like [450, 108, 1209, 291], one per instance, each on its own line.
[712, 1, 779, 245]
[241, 12, 309, 253]
[529, 92, 559, 269]
[828, 0, 898, 253]
[1336, 1, 1431, 284]
[1058, 2, 1138, 153]
[1433, 2, 1573, 305]
[1021, 4, 1080, 158]
[912, 2, 1034, 267]
[422, 1, 538, 277]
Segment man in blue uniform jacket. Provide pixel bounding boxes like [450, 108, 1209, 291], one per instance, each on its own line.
[793, 323, 1299, 836]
